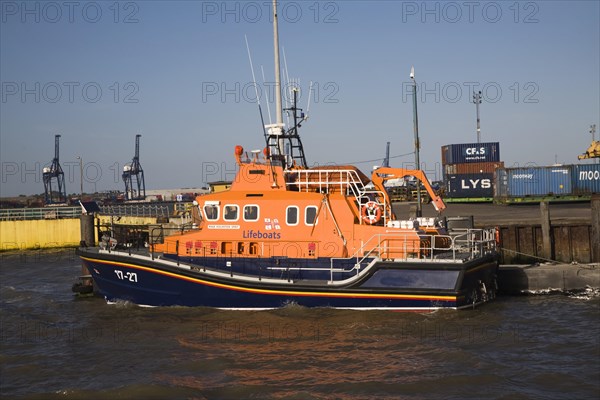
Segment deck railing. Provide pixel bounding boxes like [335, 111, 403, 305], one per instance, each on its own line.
[286, 168, 389, 224]
[100, 204, 169, 218]
[329, 228, 497, 282]
[0, 206, 81, 221]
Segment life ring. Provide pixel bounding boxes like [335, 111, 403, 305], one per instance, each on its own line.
[495, 226, 501, 247]
[361, 201, 382, 225]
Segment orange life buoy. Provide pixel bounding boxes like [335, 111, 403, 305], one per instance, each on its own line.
[361, 201, 382, 225]
[495, 226, 501, 247]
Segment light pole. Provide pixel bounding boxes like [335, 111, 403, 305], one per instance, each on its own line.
[473, 90, 482, 143]
[591, 124, 598, 164]
[76, 156, 83, 197]
[410, 66, 422, 218]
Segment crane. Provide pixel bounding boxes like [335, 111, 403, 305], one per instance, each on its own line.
[42, 134, 67, 205]
[122, 134, 146, 201]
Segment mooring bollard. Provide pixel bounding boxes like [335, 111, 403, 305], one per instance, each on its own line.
[80, 213, 95, 247]
[592, 194, 600, 263]
[540, 201, 553, 261]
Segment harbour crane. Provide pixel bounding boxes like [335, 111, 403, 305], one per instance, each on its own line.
[42, 134, 67, 205]
[122, 134, 146, 201]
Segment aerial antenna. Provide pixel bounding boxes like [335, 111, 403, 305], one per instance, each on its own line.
[260, 65, 273, 125]
[245, 35, 268, 138]
[282, 46, 292, 127]
[306, 81, 314, 118]
[272, 0, 285, 157]
[245, 35, 261, 108]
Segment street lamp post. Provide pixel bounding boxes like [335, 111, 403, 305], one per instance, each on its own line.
[410, 66, 422, 218]
[76, 156, 83, 197]
[473, 90, 482, 143]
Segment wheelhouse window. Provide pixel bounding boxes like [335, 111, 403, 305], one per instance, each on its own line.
[223, 205, 239, 221]
[203, 204, 219, 221]
[286, 206, 299, 226]
[243, 205, 259, 221]
[305, 206, 318, 225]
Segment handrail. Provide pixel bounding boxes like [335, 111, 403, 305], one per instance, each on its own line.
[329, 228, 497, 282]
[285, 168, 388, 224]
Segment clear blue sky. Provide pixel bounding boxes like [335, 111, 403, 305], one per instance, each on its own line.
[1, 0, 599, 196]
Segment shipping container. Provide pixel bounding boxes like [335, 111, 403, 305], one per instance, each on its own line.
[443, 161, 504, 177]
[441, 142, 500, 164]
[572, 164, 600, 193]
[495, 166, 572, 197]
[446, 173, 494, 198]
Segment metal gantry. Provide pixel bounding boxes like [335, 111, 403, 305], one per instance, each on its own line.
[122, 134, 146, 201]
[42, 134, 67, 204]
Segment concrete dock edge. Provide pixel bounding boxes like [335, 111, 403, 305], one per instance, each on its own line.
[498, 263, 600, 294]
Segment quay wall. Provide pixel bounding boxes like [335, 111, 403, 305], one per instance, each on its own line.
[0, 215, 172, 251]
[0, 219, 81, 250]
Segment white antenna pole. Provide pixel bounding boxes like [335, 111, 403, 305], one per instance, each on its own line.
[272, 0, 284, 156]
[306, 81, 314, 117]
[244, 35, 261, 107]
[260, 65, 273, 125]
[282, 46, 292, 127]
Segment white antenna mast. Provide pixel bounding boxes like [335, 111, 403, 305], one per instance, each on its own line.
[306, 81, 314, 119]
[244, 35, 261, 108]
[260, 65, 273, 125]
[282, 46, 293, 127]
[272, 0, 284, 156]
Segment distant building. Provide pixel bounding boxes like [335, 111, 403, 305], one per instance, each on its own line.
[145, 188, 209, 202]
[207, 181, 232, 193]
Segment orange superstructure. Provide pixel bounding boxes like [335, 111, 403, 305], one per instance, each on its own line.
[153, 145, 447, 262]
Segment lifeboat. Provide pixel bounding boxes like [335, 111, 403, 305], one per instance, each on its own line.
[75, 1, 499, 311]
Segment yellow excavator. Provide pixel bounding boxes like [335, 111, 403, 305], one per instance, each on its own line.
[579, 141, 600, 160]
[579, 125, 599, 160]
